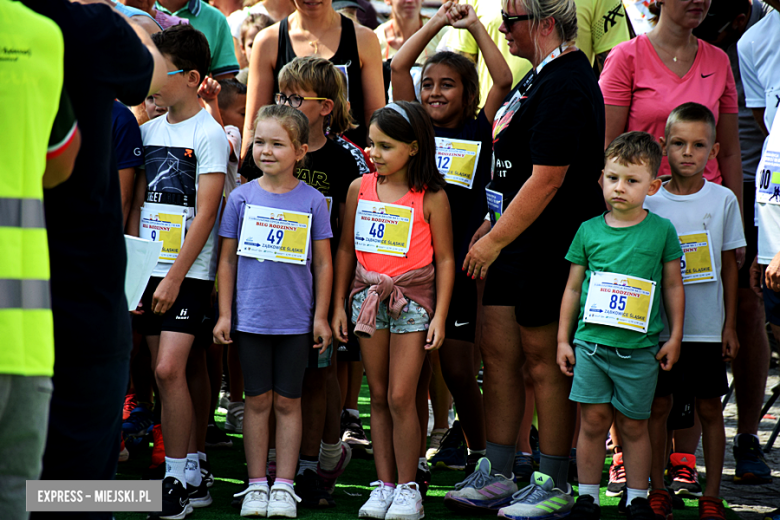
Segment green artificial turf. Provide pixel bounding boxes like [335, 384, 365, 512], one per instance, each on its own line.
[115, 378, 740, 520]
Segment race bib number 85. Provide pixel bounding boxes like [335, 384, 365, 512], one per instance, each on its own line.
[582, 271, 656, 333]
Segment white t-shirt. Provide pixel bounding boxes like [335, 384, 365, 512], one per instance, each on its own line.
[140, 109, 229, 281]
[738, 9, 780, 263]
[644, 181, 746, 342]
[224, 124, 242, 199]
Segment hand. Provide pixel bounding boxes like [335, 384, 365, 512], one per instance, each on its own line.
[331, 307, 349, 344]
[722, 327, 739, 362]
[213, 316, 233, 344]
[151, 276, 181, 315]
[425, 315, 446, 350]
[431, 1, 455, 27]
[130, 301, 144, 316]
[449, 4, 478, 29]
[557, 342, 576, 376]
[198, 77, 221, 103]
[749, 255, 763, 299]
[468, 220, 491, 250]
[313, 317, 332, 354]
[766, 250, 780, 292]
[656, 339, 681, 371]
[736, 246, 746, 270]
[463, 233, 501, 280]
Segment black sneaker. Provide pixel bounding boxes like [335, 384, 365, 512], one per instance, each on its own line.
[205, 423, 233, 448]
[618, 487, 628, 514]
[199, 457, 214, 488]
[570, 495, 601, 520]
[186, 480, 213, 508]
[148, 476, 191, 519]
[465, 453, 480, 477]
[340, 410, 373, 456]
[627, 497, 655, 520]
[415, 463, 432, 499]
[295, 469, 336, 508]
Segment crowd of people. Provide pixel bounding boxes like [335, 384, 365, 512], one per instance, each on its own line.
[2, 1, 779, 520]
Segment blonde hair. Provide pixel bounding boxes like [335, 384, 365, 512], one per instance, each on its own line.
[502, 0, 578, 63]
[278, 56, 357, 136]
[253, 104, 310, 169]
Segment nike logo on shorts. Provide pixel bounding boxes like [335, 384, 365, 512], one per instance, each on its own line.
[454, 321, 469, 327]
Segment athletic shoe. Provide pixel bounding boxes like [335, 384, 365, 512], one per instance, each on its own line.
[465, 454, 480, 477]
[341, 410, 373, 455]
[225, 402, 245, 434]
[698, 497, 727, 520]
[497, 471, 573, 520]
[513, 453, 534, 483]
[648, 489, 674, 520]
[205, 423, 233, 448]
[267, 461, 277, 486]
[568, 494, 600, 520]
[359, 481, 396, 519]
[267, 484, 301, 518]
[386, 483, 424, 520]
[429, 423, 467, 470]
[219, 391, 231, 411]
[415, 463, 431, 498]
[187, 480, 213, 508]
[148, 476, 192, 520]
[294, 469, 335, 508]
[199, 457, 214, 488]
[443, 457, 518, 513]
[119, 435, 129, 463]
[426, 428, 447, 461]
[123, 393, 137, 421]
[733, 433, 772, 484]
[234, 484, 269, 517]
[123, 404, 154, 439]
[232, 480, 250, 509]
[318, 441, 352, 493]
[607, 452, 627, 496]
[668, 453, 702, 496]
[627, 497, 655, 520]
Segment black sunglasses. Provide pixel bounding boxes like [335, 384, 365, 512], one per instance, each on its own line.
[501, 10, 534, 29]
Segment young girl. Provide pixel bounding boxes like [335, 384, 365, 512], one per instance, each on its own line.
[389, 0, 512, 489]
[331, 100, 454, 520]
[213, 104, 333, 519]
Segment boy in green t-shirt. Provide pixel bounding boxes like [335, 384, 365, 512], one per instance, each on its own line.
[557, 132, 685, 520]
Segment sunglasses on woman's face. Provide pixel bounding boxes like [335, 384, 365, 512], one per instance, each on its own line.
[501, 10, 534, 30]
[275, 92, 327, 108]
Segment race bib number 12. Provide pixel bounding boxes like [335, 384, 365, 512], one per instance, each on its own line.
[435, 137, 481, 189]
[237, 204, 312, 265]
[139, 204, 187, 263]
[679, 230, 717, 284]
[583, 271, 656, 333]
[354, 200, 413, 257]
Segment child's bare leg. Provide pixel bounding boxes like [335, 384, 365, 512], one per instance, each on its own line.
[649, 394, 673, 490]
[274, 393, 303, 481]
[416, 357, 432, 458]
[577, 403, 613, 485]
[360, 330, 395, 482]
[154, 332, 195, 459]
[696, 397, 725, 497]
[244, 391, 273, 478]
[615, 412, 651, 491]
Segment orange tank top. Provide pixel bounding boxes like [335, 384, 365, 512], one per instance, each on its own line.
[355, 173, 433, 277]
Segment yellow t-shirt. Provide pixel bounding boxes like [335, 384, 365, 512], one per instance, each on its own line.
[576, 0, 631, 64]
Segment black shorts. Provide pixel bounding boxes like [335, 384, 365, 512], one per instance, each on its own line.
[135, 277, 213, 337]
[738, 182, 756, 289]
[445, 272, 478, 342]
[234, 332, 311, 398]
[482, 264, 567, 327]
[763, 283, 780, 326]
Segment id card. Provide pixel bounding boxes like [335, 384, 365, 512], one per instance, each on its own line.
[435, 137, 481, 189]
[237, 204, 312, 265]
[486, 189, 503, 224]
[583, 271, 656, 333]
[756, 114, 780, 205]
[139, 204, 187, 263]
[354, 199, 413, 257]
[679, 230, 717, 284]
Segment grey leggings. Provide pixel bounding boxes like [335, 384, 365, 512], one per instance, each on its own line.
[234, 332, 312, 398]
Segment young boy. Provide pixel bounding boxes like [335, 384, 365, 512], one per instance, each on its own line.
[557, 131, 685, 520]
[644, 103, 744, 520]
[127, 24, 229, 519]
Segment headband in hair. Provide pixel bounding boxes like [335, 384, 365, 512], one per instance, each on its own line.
[385, 103, 411, 124]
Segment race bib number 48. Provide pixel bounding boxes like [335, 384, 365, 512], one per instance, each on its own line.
[583, 271, 656, 333]
[237, 204, 312, 264]
[435, 137, 481, 189]
[679, 230, 717, 284]
[139, 204, 187, 263]
[354, 200, 413, 257]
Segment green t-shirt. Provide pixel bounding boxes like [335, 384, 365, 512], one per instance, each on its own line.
[565, 211, 683, 349]
[576, 0, 631, 65]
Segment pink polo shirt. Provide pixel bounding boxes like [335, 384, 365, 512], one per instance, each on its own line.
[599, 34, 738, 184]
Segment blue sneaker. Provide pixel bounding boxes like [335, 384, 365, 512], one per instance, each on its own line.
[497, 472, 573, 520]
[122, 404, 153, 439]
[444, 458, 518, 513]
[430, 423, 467, 470]
[733, 434, 772, 484]
[513, 453, 534, 483]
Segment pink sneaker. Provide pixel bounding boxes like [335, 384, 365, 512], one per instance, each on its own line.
[318, 442, 353, 493]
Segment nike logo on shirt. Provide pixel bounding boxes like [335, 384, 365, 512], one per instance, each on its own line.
[701, 73, 715, 78]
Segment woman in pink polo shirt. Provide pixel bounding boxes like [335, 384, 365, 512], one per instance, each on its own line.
[599, 0, 741, 207]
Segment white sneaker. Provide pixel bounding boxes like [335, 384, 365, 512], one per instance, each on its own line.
[226, 402, 245, 433]
[425, 429, 446, 461]
[386, 483, 424, 520]
[235, 484, 269, 517]
[266, 484, 301, 518]
[359, 481, 397, 519]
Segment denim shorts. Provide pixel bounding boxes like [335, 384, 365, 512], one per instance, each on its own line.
[351, 289, 430, 334]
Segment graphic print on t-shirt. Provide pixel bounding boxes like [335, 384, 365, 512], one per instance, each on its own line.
[144, 146, 198, 207]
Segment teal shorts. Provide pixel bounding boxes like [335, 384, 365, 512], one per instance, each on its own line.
[569, 339, 660, 420]
[307, 341, 333, 369]
[351, 289, 430, 334]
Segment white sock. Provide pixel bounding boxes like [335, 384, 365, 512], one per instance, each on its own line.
[185, 453, 202, 487]
[319, 441, 343, 472]
[626, 487, 647, 505]
[418, 457, 428, 471]
[268, 448, 277, 462]
[469, 449, 487, 456]
[297, 457, 318, 476]
[165, 456, 187, 484]
[578, 484, 600, 505]
[346, 408, 359, 419]
[198, 451, 208, 463]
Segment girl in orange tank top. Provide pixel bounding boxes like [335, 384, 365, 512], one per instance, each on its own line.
[331, 101, 454, 518]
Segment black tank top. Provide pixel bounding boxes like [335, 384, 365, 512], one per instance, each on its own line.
[274, 14, 367, 147]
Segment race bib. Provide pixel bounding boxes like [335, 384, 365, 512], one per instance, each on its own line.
[679, 230, 717, 284]
[756, 113, 780, 205]
[435, 137, 481, 189]
[354, 199, 413, 257]
[139, 204, 187, 263]
[237, 204, 312, 265]
[486, 189, 503, 224]
[583, 271, 656, 333]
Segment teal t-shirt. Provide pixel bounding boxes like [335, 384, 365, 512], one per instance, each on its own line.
[565, 211, 683, 349]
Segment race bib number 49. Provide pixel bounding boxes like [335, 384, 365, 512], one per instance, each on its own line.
[435, 137, 481, 189]
[679, 231, 717, 284]
[139, 204, 187, 263]
[237, 204, 312, 264]
[583, 271, 656, 333]
[354, 200, 413, 257]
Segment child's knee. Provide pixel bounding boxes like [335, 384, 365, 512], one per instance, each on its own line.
[616, 414, 648, 440]
[245, 392, 273, 413]
[274, 394, 301, 415]
[580, 405, 613, 434]
[651, 394, 673, 417]
[695, 397, 723, 422]
[387, 387, 415, 414]
[154, 361, 184, 386]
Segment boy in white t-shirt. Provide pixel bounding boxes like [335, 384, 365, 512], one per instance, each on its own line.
[644, 103, 745, 520]
[127, 24, 229, 519]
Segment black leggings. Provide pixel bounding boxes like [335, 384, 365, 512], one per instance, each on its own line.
[234, 332, 311, 399]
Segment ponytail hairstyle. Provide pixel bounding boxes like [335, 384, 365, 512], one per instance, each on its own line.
[278, 56, 357, 136]
[253, 104, 310, 170]
[502, 0, 578, 64]
[421, 51, 480, 124]
[370, 101, 446, 193]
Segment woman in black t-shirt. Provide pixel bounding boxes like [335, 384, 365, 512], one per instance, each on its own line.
[454, 0, 605, 508]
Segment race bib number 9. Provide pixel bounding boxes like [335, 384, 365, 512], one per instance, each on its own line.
[354, 200, 413, 257]
[237, 204, 312, 265]
[139, 204, 187, 263]
[757, 114, 780, 205]
[435, 137, 481, 189]
[583, 271, 656, 333]
[679, 230, 717, 284]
